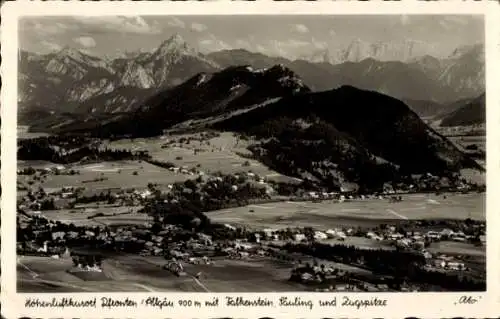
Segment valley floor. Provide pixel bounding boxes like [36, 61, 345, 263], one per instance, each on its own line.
[16, 131, 487, 293]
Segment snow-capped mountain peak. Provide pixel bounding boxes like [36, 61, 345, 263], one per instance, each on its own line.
[305, 39, 443, 64]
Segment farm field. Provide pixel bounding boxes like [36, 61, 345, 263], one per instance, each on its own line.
[17, 254, 306, 292]
[104, 133, 297, 183]
[427, 241, 486, 257]
[321, 237, 395, 251]
[207, 193, 486, 230]
[18, 160, 192, 192]
[18, 125, 51, 140]
[17, 256, 169, 292]
[18, 160, 62, 170]
[35, 206, 150, 227]
[448, 135, 486, 151]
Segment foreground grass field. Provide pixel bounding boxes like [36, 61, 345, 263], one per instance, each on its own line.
[207, 192, 486, 230]
[17, 254, 306, 292]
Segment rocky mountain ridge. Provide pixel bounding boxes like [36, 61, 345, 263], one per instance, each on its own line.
[19, 35, 485, 123]
[81, 65, 482, 191]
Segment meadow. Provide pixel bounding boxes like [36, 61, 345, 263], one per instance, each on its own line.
[207, 192, 486, 230]
[18, 160, 191, 192]
[448, 135, 486, 151]
[17, 253, 306, 292]
[104, 132, 293, 182]
[37, 206, 151, 227]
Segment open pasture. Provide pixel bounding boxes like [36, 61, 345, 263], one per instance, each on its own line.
[448, 135, 486, 151]
[18, 125, 51, 140]
[322, 237, 395, 251]
[427, 241, 486, 257]
[181, 257, 305, 292]
[18, 253, 305, 292]
[38, 207, 151, 227]
[18, 160, 60, 170]
[102, 255, 208, 292]
[32, 160, 189, 191]
[208, 193, 485, 230]
[104, 133, 294, 182]
[93, 211, 153, 226]
[17, 256, 167, 292]
[35, 209, 104, 226]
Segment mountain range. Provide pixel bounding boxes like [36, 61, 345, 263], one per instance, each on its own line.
[68, 64, 481, 191]
[300, 39, 442, 64]
[19, 35, 485, 125]
[18, 36, 485, 190]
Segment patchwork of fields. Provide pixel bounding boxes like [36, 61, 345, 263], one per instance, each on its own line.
[207, 193, 486, 230]
[104, 133, 296, 182]
[16, 131, 487, 293]
[17, 254, 306, 293]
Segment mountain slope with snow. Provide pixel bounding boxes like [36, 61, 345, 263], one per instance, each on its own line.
[19, 34, 221, 119]
[19, 38, 484, 123]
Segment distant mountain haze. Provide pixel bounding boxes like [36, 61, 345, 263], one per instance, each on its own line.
[19, 35, 484, 123]
[210, 43, 484, 105]
[300, 39, 442, 64]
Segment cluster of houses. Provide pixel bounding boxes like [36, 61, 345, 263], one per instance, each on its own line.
[167, 165, 201, 176]
[291, 263, 397, 292]
[69, 253, 104, 273]
[18, 165, 77, 176]
[428, 255, 466, 271]
[367, 224, 485, 247]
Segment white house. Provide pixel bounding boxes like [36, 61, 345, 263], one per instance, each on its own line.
[238, 251, 250, 258]
[441, 228, 455, 236]
[326, 229, 337, 237]
[263, 228, 276, 237]
[396, 239, 411, 248]
[314, 231, 328, 241]
[235, 242, 253, 250]
[140, 190, 152, 199]
[294, 233, 306, 242]
[389, 233, 404, 240]
[336, 232, 347, 239]
[426, 231, 441, 239]
[447, 262, 465, 271]
[412, 235, 423, 241]
[451, 235, 466, 242]
[308, 192, 319, 199]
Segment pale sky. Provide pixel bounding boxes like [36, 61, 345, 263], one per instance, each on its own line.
[19, 15, 484, 59]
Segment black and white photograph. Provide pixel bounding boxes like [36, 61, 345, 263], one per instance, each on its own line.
[13, 13, 487, 294]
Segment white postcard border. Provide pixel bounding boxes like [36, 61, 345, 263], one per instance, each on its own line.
[2, 1, 500, 318]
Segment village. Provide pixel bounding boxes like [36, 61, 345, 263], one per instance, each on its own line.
[16, 150, 486, 293]
[17, 187, 485, 293]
